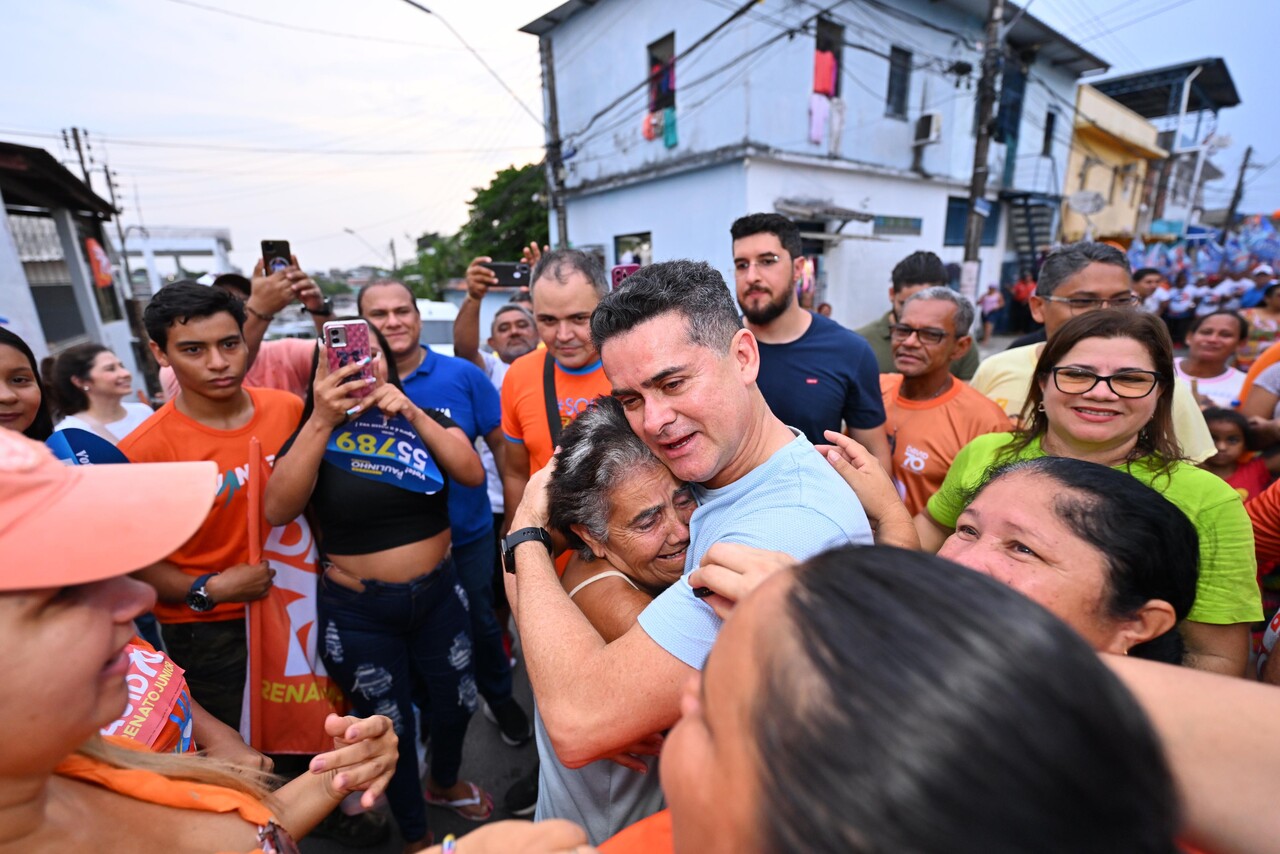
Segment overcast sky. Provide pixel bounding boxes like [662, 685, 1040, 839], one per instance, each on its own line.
[2, 0, 1276, 274]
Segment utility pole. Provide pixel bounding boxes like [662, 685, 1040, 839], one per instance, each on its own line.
[963, 0, 1005, 268]
[102, 167, 135, 293]
[102, 164, 161, 398]
[1224, 145, 1254, 234]
[539, 35, 570, 248]
[389, 238, 398, 272]
[66, 127, 93, 189]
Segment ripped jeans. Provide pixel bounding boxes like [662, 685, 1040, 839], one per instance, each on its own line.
[318, 558, 477, 844]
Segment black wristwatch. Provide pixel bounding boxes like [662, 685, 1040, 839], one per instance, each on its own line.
[502, 527, 553, 574]
[303, 298, 334, 317]
[185, 573, 218, 612]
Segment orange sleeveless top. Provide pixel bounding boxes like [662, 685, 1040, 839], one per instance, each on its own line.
[55, 737, 290, 853]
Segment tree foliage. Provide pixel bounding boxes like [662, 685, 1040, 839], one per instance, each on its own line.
[459, 162, 549, 260]
[407, 162, 549, 300]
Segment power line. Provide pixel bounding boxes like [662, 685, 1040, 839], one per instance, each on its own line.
[1074, 0, 1199, 45]
[396, 0, 544, 128]
[0, 126, 539, 157]
[159, 0, 469, 49]
[1247, 153, 1280, 186]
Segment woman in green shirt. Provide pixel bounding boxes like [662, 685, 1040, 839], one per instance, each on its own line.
[918, 310, 1261, 677]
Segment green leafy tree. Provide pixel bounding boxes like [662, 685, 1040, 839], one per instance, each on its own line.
[459, 163, 549, 260]
[411, 232, 466, 301]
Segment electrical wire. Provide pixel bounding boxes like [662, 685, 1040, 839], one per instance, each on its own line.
[159, 0, 469, 49]
[0, 126, 538, 157]
[397, 0, 543, 128]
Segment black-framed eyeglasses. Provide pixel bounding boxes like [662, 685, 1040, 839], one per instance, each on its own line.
[889, 323, 953, 345]
[1041, 293, 1140, 313]
[1049, 367, 1163, 399]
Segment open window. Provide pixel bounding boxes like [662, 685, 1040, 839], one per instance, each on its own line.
[814, 17, 842, 97]
[648, 34, 676, 112]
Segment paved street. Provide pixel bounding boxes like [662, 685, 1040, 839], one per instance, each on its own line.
[303, 655, 539, 852]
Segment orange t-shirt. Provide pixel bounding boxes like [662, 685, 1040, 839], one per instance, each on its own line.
[501, 348, 611, 474]
[161, 338, 316, 402]
[119, 387, 304, 624]
[600, 808, 673, 853]
[56, 737, 276, 854]
[881, 374, 1011, 516]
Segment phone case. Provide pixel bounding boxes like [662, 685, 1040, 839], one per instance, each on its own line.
[262, 240, 292, 275]
[324, 320, 374, 399]
[611, 264, 641, 290]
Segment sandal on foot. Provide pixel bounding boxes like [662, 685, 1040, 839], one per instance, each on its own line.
[424, 781, 494, 822]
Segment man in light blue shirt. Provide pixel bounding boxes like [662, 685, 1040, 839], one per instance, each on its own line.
[505, 259, 870, 772]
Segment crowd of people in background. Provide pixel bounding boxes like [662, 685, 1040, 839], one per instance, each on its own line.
[10, 213, 1280, 854]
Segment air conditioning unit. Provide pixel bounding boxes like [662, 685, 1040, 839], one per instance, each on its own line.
[914, 112, 942, 147]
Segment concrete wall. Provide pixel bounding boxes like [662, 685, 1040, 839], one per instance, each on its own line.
[550, 0, 995, 192]
[0, 188, 49, 361]
[744, 158, 1006, 330]
[564, 160, 747, 282]
[0, 188, 140, 387]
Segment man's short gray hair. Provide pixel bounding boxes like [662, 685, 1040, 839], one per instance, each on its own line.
[902, 286, 976, 335]
[548, 396, 665, 560]
[531, 249, 608, 299]
[1036, 242, 1130, 297]
[490, 302, 534, 335]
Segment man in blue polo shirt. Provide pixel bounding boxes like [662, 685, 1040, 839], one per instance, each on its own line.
[360, 280, 531, 746]
[730, 213, 892, 473]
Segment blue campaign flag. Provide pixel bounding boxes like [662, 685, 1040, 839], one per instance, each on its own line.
[46, 428, 130, 465]
[323, 410, 444, 494]
[1128, 235, 1147, 271]
[1196, 242, 1224, 276]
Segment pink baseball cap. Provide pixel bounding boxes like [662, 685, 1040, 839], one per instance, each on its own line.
[0, 428, 217, 591]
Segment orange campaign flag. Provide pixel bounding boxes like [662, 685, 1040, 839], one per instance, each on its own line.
[242, 437, 347, 754]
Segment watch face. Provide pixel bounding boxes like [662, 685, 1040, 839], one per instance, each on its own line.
[186, 588, 213, 612]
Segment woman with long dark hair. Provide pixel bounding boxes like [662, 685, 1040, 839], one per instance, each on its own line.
[49, 342, 153, 442]
[0, 327, 54, 440]
[264, 323, 489, 852]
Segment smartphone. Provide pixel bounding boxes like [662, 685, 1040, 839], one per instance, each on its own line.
[323, 319, 374, 399]
[261, 240, 292, 276]
[611, 264, 641, 290]
[483, 261, 530, 287]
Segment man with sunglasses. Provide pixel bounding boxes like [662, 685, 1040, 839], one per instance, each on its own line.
[970, 241, 1214, 461]
[880, 288, 1009, 515]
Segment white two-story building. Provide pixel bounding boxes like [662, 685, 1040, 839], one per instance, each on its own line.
[521, 0, 1105, 328]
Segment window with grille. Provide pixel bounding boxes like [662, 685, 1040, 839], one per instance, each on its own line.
[8, 213, 87, 346]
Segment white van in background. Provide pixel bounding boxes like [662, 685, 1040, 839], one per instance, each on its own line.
[416, 299, 457, 356]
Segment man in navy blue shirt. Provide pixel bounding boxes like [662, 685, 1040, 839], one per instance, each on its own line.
[730, 213, 891, 472]
[360, 281, 531, 746]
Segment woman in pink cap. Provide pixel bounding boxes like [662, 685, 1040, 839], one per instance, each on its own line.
[0, 428, 400, 852]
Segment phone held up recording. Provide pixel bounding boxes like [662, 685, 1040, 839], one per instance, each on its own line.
[323, 319, 375, 400]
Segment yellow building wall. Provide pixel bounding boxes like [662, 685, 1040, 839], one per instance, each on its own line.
[1061, 86, 1166, 242]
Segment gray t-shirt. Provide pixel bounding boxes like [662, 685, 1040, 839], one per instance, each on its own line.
[533, 707, 664, 845]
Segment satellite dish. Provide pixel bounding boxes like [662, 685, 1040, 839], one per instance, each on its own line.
[1068, 190, 1106, 215]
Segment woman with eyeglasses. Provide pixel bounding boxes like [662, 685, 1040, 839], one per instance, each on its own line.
[916, 310, 1261, 677]
[1174, 310, 1249, 409]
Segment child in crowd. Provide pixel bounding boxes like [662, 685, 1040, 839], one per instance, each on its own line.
[1199, 407, 1280, 501]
